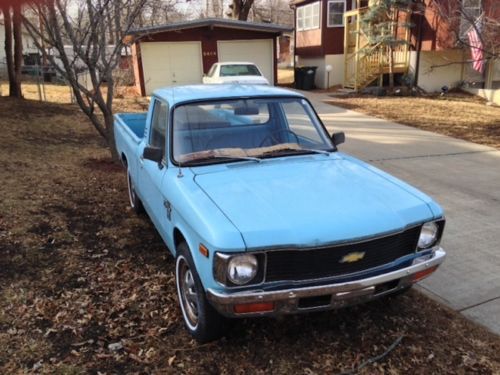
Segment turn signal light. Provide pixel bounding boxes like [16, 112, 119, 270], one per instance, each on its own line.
[412, 266, 438, 282]
[233, 302, 275, 314]
[199, 244, 209, 258]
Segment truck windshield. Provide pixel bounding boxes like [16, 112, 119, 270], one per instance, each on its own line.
[172, 97, 334, 166]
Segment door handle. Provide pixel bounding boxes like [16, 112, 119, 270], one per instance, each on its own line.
[139, 155, 144, 167]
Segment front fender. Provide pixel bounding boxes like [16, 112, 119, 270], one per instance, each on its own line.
[167, 168, 246, 291]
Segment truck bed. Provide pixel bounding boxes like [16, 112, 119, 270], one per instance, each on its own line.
[114, 112, 148, 177]
[115, 113, 147, 142]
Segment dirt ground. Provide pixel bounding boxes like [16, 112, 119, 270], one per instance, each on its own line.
[1, 95, 500, 374]
[326, 92, 500, 149]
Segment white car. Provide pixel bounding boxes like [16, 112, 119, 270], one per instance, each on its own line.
[202, 62, 270, 85]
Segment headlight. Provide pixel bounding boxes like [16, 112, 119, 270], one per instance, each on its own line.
[418, 222, 439, 249]
[227, 254, 258, 285]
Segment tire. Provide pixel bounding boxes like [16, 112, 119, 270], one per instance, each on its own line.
[175, 242, 227, 343]
[127, 171, 144, 214]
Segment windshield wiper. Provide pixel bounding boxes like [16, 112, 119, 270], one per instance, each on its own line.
[258, 147, 331, 158]
[183, 155, 261, 166]
[300, 148, 331, 155]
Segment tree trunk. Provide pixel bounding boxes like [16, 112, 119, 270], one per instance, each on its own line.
[104, 112, 119, 161]
[230, 0, 254, 21]
[12, 3, 23, 98]
[238, 0, 253, 20]
[2, 6, 16, 97]
[388, 45, 394, 90]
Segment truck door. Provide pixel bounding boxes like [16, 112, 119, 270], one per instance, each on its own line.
[138, 99, 172, 243]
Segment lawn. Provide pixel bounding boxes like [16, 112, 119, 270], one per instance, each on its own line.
[0, 89, 500, 373]
[326, 92, 500, 149]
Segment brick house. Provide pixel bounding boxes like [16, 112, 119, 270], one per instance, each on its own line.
[292, 0, 499, 102]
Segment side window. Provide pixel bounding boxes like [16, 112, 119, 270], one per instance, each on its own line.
[281, 100, 327, 146]
[150, 100, 168, 153]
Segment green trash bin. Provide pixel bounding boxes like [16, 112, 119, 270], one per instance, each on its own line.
[302, 66, 317, 90]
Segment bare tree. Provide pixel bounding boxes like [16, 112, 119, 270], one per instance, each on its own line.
[136, 0, 184, 27]
[23, 0, 146, 160]
[431, 0, 500, 61]
[12, 3, 23, 96]
[1, 3, 24, 98]
[252, 0, 293, 25]
[227, 0, 254, 20]
[202, 0, 223, 18]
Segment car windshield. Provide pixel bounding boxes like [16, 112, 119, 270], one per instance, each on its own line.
[172, 97, 335, 166]
[219, 64, 261, 76]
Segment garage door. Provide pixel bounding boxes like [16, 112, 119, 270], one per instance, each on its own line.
[140, 42, 203, 95]
[217, 40, 274, 84]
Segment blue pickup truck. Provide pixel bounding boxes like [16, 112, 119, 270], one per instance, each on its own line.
[114, 84, 446, 342]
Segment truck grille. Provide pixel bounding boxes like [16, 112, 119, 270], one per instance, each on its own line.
[265, 226, 421, 282]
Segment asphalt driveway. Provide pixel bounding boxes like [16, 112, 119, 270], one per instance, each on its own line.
[303, 91, 500, 335]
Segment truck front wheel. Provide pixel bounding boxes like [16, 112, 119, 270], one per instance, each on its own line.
[175, 242, 227, 343]
[127, 171, 144, 214]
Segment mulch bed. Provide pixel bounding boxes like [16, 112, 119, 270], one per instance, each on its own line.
[1, 97, 499, 373]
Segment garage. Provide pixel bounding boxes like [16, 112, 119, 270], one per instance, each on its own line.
[217, 40, 274, 84]
[127, 19, 292, 96]
[140, 42, 203, 93]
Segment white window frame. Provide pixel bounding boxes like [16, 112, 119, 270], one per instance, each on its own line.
[297, 2, 321, 31]
[327, 0, 346, 27]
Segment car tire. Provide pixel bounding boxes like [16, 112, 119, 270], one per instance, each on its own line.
[175, 242, 227, 343]
[127, 171, 144, 214]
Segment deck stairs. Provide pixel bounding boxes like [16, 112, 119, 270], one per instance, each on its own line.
[343, 6, 412, 90]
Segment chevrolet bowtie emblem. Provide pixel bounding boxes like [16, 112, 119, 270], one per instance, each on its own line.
[339, 252, 366, 263]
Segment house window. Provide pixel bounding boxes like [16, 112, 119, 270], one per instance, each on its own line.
[328, 0, 346, 27]
[297, 2, 320, 31]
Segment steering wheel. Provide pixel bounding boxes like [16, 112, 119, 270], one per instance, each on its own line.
[259, 129, 301, 147]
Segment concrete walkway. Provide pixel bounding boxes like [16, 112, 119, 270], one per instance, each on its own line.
[302, 90, 500, 335]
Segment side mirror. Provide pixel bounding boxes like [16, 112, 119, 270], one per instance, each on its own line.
[143, 146, 163, 164]
[332, 132, 345, 146]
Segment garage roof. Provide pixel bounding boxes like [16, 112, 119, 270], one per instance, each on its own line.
[128, 18, 293, 38]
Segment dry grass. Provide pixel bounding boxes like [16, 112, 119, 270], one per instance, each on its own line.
[0, 79, 148, 109]
[0, 81, 74, 104]
[326, 92, 500, 149]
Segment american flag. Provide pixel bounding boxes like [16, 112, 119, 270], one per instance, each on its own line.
[467, 19, 484, 73]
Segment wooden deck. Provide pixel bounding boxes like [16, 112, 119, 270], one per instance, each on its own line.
[343, 7, 412, 90]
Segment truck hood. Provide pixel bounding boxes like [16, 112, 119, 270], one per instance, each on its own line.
[193, 156, 434, 249]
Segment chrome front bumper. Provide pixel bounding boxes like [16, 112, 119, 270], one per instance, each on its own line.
[206, 248, 446, 317]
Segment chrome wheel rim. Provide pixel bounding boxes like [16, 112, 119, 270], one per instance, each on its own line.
[176, 255, 199, 330]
